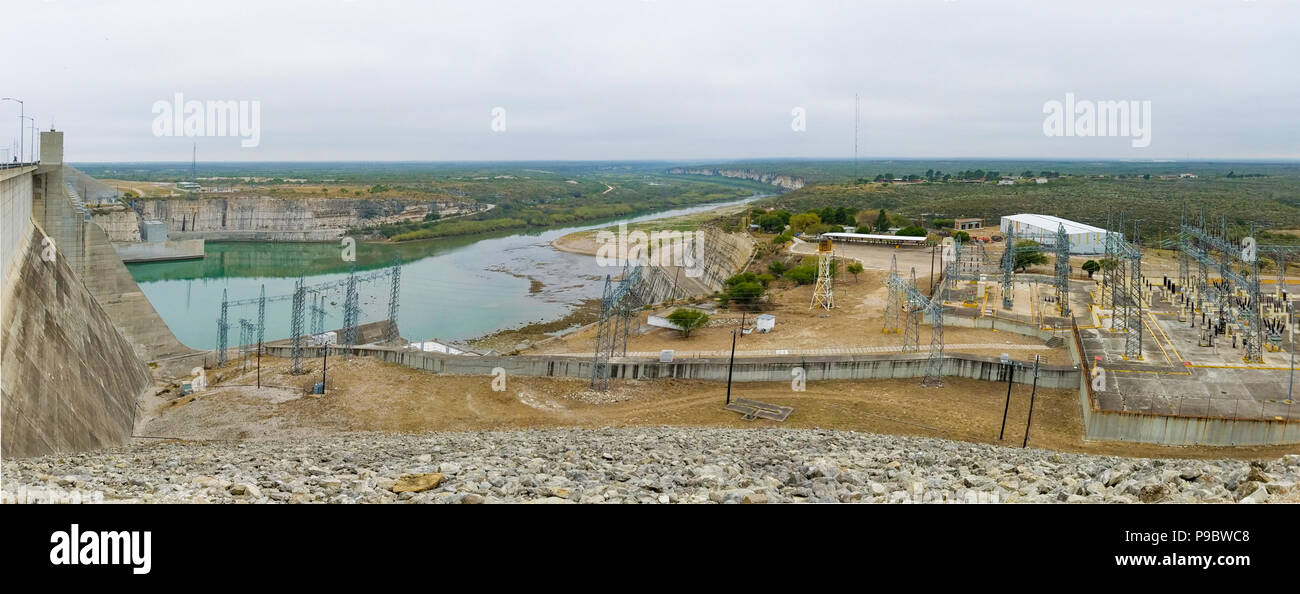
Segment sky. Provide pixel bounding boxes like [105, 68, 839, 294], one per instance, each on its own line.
[1, 0, 1297, 162]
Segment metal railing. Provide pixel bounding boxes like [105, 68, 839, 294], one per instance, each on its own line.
[0, 161, 38, 171]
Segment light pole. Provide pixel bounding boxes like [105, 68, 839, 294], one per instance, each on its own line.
[1, 97, 24, 162]
[20, 116, 36, 164]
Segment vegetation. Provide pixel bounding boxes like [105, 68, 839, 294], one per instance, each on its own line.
[756, 172, 1300, 244]
[846, 261, 864, 282]
[718, 272, 772, 309]
[1014, 240, 1049, 272]
[1082, 259, 1100, 278]
[665, 308, 709, 338]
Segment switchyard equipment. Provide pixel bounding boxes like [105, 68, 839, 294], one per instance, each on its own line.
[1100, 213, 1144, 361]
[886, 263, 945, 387]
[216, 259, 404, 373]
[999, 223, 1074, 317]
[1176, 207, 1265, 364]
[944, 237, 990, 304]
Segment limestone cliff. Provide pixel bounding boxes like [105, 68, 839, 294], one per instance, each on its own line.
[667, 167, 805, 190]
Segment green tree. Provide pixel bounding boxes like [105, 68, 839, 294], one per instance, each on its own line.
[756, 213, 787, 233]
[789, 212, 821, 234]
[897, 226, 927, 237]
[875, 209, 891, 232]
[1014, 240, 1048, 272]
[846, 261, 864, 282]
[666, 308, 709, 338]
[953, 231, 971, 243]
[768, 260, 788, 276]
[1082, 259, 1100, 278]
[786, 264, 817, 285]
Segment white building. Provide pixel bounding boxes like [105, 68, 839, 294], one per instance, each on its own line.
[999, 214, 1117, 255]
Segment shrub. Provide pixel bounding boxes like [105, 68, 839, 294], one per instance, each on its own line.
[666, 308, 709, 338]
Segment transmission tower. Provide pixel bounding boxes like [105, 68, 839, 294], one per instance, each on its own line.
[810, 238, 835, 310]
[1054, 223, 1072, 317]
[883, 254, 903, 333]
[310, 293, 325, 335]
[290, 275, 306, 374]
[239, 318, 255, 356]
[217, 289, 229, 366]
[256, 284, 266, 347]
[341, 264, 360, 346]
[903, 267, 921, 352]
[385, 255, 402, 344]
[1001, 227, 1016, 309]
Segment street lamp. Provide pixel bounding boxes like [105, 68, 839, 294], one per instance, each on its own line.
[1, 97, 24, 162]
[20, 116, 36, 162]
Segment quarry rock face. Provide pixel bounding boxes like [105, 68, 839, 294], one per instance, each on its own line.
[132, 196, 473, 241]
[3, 428, 1297, 503]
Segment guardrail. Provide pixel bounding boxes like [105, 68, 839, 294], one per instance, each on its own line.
[0, 161, 38, 170]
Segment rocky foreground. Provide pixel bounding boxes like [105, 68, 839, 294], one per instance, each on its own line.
[3, 428, 1297, 503]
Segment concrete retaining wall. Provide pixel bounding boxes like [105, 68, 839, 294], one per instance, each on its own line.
[1066, 321, 1300, 445]
[264, 344, 1080, 389]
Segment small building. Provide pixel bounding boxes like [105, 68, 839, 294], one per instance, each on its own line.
[954, 217, 983, 231]
[1035, 177, 1048, 184]
[997, 179, 1015, 186]
[755, 314, 775, 333]
[408, 339, 480, 356]
[140, 220, 167, 242]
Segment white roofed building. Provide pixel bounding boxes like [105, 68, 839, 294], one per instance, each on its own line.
[999, 214, 1116, 255]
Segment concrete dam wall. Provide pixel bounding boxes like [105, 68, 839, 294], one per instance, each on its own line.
[2, 220, 152, 458]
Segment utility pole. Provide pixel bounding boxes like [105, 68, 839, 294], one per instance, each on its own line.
[321, 339, 329, 395]
[998, 360, 1014, 440]
[725, 329, 737, 405]
[1023, 355, 1041, 448]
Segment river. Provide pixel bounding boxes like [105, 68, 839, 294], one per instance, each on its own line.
[127, 196, 761, 350]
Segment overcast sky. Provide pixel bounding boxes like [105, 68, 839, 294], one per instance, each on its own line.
[2, 0, 1297, 162]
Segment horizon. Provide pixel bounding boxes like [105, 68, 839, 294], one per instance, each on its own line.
[5, 0, 1297, 162]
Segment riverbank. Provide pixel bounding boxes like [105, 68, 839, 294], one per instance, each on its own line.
[466, 298, 602, 354]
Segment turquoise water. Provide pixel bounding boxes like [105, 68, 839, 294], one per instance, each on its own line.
[128, 197, 758, 350]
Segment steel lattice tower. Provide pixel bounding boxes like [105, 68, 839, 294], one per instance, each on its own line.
[289, 276, 306, 374]
[903, 267, 921, 352]
[239, 318, 254, 355]
[385, 255, 402, 344]
[310, 293, 325, 336]
[1054, 223, 1072, 317]
[217, 289, 229, 366]
[256, 284, 266, 347]
[883, 254, 903, 333]
[590, 275, 615, 391]
[341, 265, 359, 346]
[923, 302, 944, 387]
[810, 240, 835, 310]
[1001, 228, 1016, 309]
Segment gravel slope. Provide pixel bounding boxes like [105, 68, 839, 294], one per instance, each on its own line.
[3, 428, 1297, 503]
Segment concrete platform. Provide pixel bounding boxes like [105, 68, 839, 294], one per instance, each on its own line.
[1081, 285, 1299, 422]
